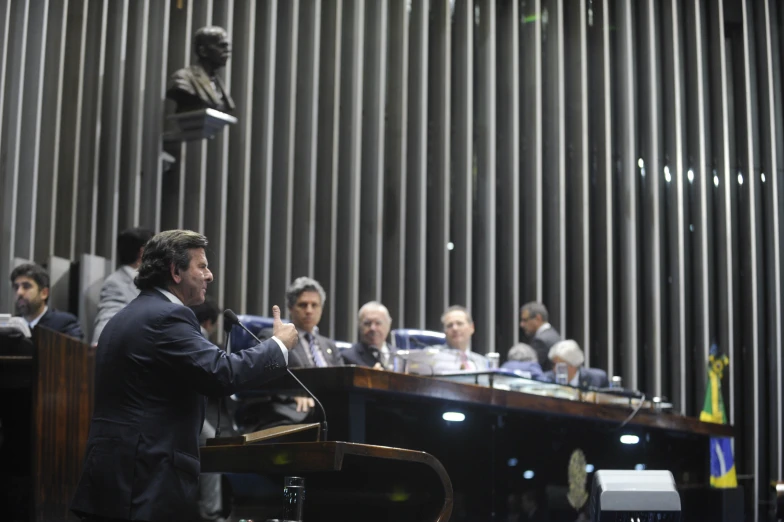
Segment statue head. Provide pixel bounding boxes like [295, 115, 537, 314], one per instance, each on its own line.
[193, 26, 231, 71]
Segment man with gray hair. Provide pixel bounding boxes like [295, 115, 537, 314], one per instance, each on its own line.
[500, 343, 544, 380]
[520, 301, 562, 372]
[256, 277, 343, 424]
[282, 277, 343, 369]
[342, 301, 394, 369]
[543, 339, 609, 388]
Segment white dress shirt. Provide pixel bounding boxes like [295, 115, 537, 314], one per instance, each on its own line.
[121, 264, 139, 281]
[28, 306, 48, 329]
[535, 322, 553, 336]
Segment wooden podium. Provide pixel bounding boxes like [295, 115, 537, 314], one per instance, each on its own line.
[0, 327, 94, 522]
[201, 438, 454, 522]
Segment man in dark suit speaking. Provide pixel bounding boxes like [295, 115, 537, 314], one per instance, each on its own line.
[71, 230, 298, 522]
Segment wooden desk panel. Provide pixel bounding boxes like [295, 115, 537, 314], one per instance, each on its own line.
[0, 328, 94, 522]
[286, 366, 733, 437]
[244, 366, 733, 521]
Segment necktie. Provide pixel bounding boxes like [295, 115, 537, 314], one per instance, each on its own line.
[459, 350, 473, 371]
[369, 346, 386, 369]
[307, 333, 328, 368]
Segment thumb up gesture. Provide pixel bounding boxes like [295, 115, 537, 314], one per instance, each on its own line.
[272, 305, 298, 349]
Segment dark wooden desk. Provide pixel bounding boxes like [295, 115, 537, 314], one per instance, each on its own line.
[285, 366, 732, 437]
[0, 328, 94, 522]
[261, 366, 734, 521]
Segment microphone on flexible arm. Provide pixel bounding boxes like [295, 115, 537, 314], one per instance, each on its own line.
[211, 313, 237, 439]
[222, 309, 328, 442]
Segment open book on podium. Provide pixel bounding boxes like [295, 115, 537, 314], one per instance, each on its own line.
[202, 425, 453, 522]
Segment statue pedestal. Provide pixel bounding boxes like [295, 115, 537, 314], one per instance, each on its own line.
[163, 108, 237, 142]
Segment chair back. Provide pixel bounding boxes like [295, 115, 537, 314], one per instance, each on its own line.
[391, 328, 447, 350]
[227, 314, 288, 353]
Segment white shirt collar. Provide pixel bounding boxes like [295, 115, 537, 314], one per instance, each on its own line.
[121, 265, 138, 280]
[569, 369, 581, 387]
[536, 322, 552, 335]
[155, 287, 183, 306]
[447, 344, 472, 354]
[28, 306, 48, 328]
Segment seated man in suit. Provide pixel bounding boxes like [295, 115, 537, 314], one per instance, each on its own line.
[500, 343, 544, 381]
[245, 277, 343, 429]
[520, 302, 562, 372]
[92, 227, 155, 344]
[542, 339, 609, 388]
[10, 263, 82, 340]
[430, 306, 489, 374]
[342, 301, 394, 369]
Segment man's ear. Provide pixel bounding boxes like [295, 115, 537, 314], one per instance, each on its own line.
[170, 263, 182, 284]
[40, 286, 50, 302]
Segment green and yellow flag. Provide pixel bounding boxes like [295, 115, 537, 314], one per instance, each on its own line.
[699, 347, 737, 488]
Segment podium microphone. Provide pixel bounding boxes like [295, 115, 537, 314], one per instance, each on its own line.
[211, 312, 237, 439]
[223, 309, 329, 442]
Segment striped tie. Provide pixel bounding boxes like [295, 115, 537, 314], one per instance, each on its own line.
[307, 332, 328, 368]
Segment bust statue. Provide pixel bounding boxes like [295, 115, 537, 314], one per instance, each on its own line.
[166, 26, 235, 114]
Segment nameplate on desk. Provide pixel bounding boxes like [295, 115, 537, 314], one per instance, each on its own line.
[205, 423, 321, 446]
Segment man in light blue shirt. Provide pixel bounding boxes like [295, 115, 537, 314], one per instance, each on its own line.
[431, 305, 489, 374]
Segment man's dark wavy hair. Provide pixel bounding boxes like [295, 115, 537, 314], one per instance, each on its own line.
[10, 263, 50, 292]
[135, 230, 208, 291]
[117, 227, 155, 266]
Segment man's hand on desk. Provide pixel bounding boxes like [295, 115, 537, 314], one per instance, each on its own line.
[272, 305, 298, 349]
[294, 396, 315, 412]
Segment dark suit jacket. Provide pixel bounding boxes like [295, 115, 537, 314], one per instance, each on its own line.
[542, 367, 610, 389]
[341, 342, 386, 368]
[37, 308, 83, 340]
[71, 290, 287, 521]
[531, 326, 562, 372]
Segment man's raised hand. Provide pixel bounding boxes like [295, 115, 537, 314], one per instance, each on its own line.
[272, 305, 298, 349]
